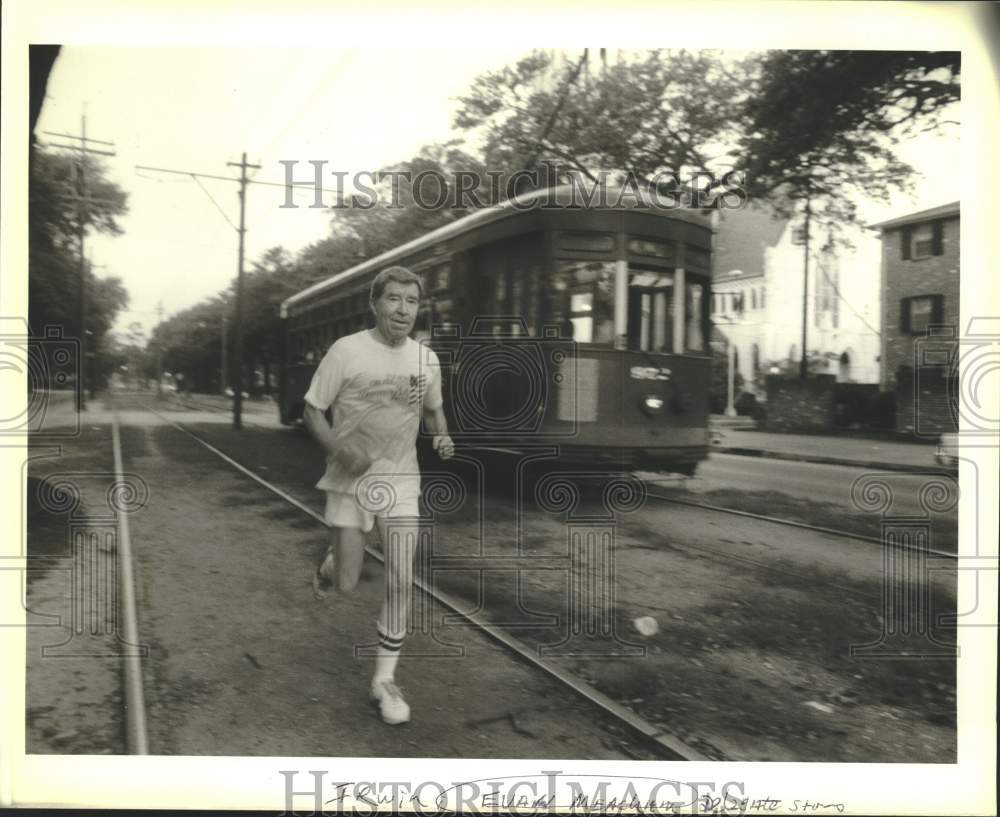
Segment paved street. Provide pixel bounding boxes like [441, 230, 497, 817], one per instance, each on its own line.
[677, 452, 959, 521]
[715, 428, 940, 470]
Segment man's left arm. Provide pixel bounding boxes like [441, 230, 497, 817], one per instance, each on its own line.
[422, 404, 454, 459]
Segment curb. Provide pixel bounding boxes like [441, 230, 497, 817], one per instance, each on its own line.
[714, 446, 958, 476]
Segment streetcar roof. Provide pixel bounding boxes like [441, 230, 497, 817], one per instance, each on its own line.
[280, 184, 713, 318]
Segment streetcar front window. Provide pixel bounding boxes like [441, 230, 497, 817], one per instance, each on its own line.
[628, 271, 675, 352]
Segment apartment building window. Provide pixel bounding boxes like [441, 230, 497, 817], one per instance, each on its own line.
[911, 224, 934, 258]
[901, 220, 943, 260]
[900, 294, 943, 334]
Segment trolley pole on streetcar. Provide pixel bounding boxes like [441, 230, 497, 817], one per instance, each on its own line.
[227, 152, 261, 430]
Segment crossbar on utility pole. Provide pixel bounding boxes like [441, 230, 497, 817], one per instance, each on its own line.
[226, 153, 261, 430]
[44, 113, 117, 412]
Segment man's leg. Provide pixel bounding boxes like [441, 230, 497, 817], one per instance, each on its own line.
[313, 492, 372, 599]
[369, 516, 420, 724]
[334, 526, 366, 591]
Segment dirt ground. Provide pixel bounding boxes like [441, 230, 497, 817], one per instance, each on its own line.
[26, 405, 652, 759]
[25, 394, 957, 761]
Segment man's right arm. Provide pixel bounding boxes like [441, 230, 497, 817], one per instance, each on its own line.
[303, 403, 338, 457]
[302, 341, 344, 457]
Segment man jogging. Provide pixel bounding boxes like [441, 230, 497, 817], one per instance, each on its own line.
[303, 265, 454, 725]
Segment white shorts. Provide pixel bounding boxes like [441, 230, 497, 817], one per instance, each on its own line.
[324, 491, 421, 533]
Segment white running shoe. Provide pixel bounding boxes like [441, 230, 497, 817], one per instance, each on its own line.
[311, 547, 335, 600]
[370, 679, 410, 725]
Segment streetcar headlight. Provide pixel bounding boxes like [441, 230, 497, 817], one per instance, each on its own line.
[641, 395, 664, 415]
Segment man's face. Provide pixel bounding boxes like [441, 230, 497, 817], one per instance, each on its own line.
[372, 280, 421, 343]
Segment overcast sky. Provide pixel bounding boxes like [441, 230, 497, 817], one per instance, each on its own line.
[36, 47, 529, 335]
[36, 47, 961, 338]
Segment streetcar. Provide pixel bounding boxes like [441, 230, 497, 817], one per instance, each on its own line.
[278, 185, 713, 474]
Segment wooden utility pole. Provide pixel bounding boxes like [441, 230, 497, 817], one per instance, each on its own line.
[155, 301, 164, 394]
[800, 197, 812, 380]
[135, 154, 260, 428]
[226, 153, 261, 430]
[42, 112, 116, 411]
[220, 314, 228, 395]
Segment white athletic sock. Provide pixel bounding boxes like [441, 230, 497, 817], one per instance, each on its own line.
[373, 646, 400, 684]
[373, 627, 404, 683]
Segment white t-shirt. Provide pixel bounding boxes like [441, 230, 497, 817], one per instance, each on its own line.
[304, 329, 443, 502]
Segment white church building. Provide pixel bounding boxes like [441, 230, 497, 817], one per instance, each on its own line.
[710, 202, 882, 395]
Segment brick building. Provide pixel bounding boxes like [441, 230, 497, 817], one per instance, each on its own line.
[872, 201, 960, 434]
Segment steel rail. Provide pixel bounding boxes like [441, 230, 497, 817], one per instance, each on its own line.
[154, 394, 958, 562]
[111, 410, 150, 754]
[642, 489, 958, 561]
[137, 400, 709, 762]
[156, 394, 958, 562]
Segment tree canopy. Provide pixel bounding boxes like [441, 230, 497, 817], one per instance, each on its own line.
[454, 49, 748, 188]
[735, 50, 960, 221]
[453, 48, 960, 224]
[150, 48, 960, 393]
[29, 147, 131, 389]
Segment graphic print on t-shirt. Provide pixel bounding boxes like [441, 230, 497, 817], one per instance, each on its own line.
[304, 331, 442, 499]
[354, 372, 429, 411]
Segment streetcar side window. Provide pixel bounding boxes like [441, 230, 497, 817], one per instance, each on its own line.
[510, 274, 524, 335]
[686, 279, 706, 352]
[508, 262, 539, 335]
[436, 262, 451, 291]
[569, 290, 593, 343]
[414, 303, 432, 342]
[553, 260, 615, 345]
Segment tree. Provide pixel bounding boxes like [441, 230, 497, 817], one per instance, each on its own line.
[240, 246, 301, 394]
[735, 50, 960, 226]
[110, 322, 153, 388]
[454, 49, 960, 227]
[330, 142, 489, 254]
[454, 49, 749, 191]
[149, 298, 229, 393]
[29, 147, 131, 390]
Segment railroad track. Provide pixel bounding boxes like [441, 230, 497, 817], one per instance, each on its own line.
[115, 395, 710, 761]
[643, 490, 958, 562]
[162, 394, 957, 561]
[168, 393, 277, 421]
[105, 394, 958, 762]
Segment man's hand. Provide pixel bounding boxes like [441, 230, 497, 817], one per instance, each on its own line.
[432, 434, 455, 460]
[334, 436, 372, 476]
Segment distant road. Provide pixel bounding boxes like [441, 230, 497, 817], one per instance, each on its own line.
[652, 452, 957, 520]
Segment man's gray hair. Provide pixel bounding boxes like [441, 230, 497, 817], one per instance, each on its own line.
[370, 265, 423, 304]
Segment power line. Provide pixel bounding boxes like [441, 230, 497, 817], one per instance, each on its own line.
[136, 155, 260, 430]
[191, 174, 239, 231]
[134, 162, 345, 194]
[816, 254, 882, 339]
